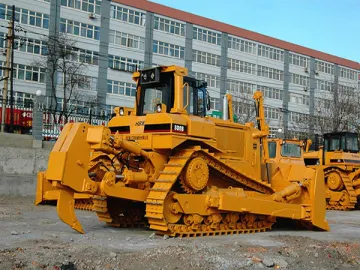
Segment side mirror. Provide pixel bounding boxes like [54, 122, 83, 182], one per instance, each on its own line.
[206, 91, 211, 111]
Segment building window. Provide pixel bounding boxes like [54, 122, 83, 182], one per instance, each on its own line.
[257, 85, 283, 100]
[338, 84, 356, 95]
[62, 47, 99, 66]
[210, 97, 220, 110]
[289, 111, 309, 123]
[228, 36, 256, 54]
[109, 30, 145, 50]
[108, 55, 144, 72]
[2, 33, 48, 56]
[289, 93, 309, 106]
[60, 18, 100, 40]
[232, 101, 254, 117]
[0, 4, 50, 29]
[269, 127, 282, 138]
[316, 79, 332, 92]
[226, 79, 254, 95]
[61, 0, 101, 15]
[0, 90, 34, 107]
[16, 37, 48, 56]
[194, 72, 220, 88]
[290, 73, 309, 87]
[193, 26, 221, 45]
[227, 58, 256, 75]
[339, 67, 357, 81]
[76, 48, 99, 65]
[107, 80, 136, 97]
[258, 45, 284, 61]
[0, 32, 6, 48]
[110, 5, 146, 26]
[57, 73, 98, 91]
[192, 50, 220, 67]
[14, 63, 46, 84]
[153, 40, 184, 59]
[315, 60, 334, 75]
[289, 53, 309, 68]
[154, 16, 185, 36]
[258, 65, 283, 81]
[264, 107, 280, 120]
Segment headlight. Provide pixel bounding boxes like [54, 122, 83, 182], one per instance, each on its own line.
[156, 104, 162, 113]
[119, 107, 124, 116]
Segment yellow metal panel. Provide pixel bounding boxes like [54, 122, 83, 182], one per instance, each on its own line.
[219, 196, 303, 219]
[152, 135, 186, 150]
[104, 184, 149, 202]
[46, 152, 66, 181]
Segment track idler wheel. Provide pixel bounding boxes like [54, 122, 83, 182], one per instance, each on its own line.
[327, 172, 344, 191]
[180, 157, 209, 193]
[339, 190, 350, 206]
[163, 192, 182, 224]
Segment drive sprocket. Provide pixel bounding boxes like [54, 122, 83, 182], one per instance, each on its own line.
[179, 157, 209, 193]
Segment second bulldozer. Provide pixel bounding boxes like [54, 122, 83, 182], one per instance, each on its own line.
[304, 132, 360, 210]
[36, 65, 329, 236]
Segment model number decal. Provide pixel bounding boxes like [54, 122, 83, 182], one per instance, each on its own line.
[135, 121, 145, 126]
[173, 124, 185, 132]
[126, 135, 148, 141]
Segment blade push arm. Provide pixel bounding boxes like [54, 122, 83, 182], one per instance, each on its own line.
[253, 90, 270, 163]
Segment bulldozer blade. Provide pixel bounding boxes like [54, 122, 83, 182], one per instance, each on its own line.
[309, 167, 330, 231]
[57, 188, 85, 234]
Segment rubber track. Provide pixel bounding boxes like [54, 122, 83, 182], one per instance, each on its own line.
[145, 147, 275, 236]
[325, 168, 357, 211]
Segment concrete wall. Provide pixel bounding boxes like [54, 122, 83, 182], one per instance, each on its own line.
[0, 134, 53, 196]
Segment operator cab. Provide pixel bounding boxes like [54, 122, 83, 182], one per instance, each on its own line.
[135, 66, 210, 117]
[323, 132, 359, 153]
[268, 139, 304, 164]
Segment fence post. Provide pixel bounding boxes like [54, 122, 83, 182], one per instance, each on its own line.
[32, 90, 45, 148]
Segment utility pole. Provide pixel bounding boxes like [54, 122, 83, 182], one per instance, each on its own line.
[0, 19, 13, 133]
[9, 4, 15, 133]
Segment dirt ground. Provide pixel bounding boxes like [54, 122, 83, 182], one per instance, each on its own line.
[1, 196, 360, 270]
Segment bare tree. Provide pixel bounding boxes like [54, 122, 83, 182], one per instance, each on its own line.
[313, 83, 360, 134]
[34, 32, 95, 124]
[231, 93, 256, 124]
[287, 110, 311, 139]
[285, 82, 359, 144]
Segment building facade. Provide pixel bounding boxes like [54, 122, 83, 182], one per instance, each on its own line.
[0, 0, 359, 137]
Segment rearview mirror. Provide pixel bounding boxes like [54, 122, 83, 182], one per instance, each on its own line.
[206, 91, 211, 111]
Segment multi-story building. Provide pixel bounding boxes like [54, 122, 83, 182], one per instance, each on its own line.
[0, 0, 359, 137]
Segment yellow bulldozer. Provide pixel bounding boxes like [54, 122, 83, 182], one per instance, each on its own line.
[35, 65, 329, 236]
[304, 132, 360, 210]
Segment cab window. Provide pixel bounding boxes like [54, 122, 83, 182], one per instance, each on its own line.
[268, 142, 277, 158]
[183, 86, 206, 117]
[346, 135, 359, 152]
[281, 143, 301, 157]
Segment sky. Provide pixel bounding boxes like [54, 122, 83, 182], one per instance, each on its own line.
[150, 0, 360, 63]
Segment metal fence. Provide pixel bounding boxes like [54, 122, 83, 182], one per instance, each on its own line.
[0, 98, 109, 140]
[41, 109, 108, 141]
